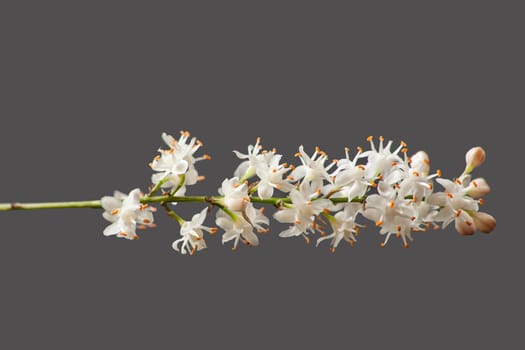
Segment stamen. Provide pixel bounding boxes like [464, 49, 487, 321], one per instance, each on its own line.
[366, 136, 373, 142]
[447, 193, 454, 198]
[203, 154, 212, 160]
[197, 175, 206, 181]
[190, 245, 197, 256]
[389, 201, 395, 208]
[412, 171, 420, 177]
[472, 181, 478, 187]
[357, 146, 363, 153]
[428, 183, 433, 190]
[375, 220, 383, 226]
[437, 169, 442, 177]
[400, 140, 407, 147]
[111, 209, 119, 215]
[456, 210, 461, 217]
[379, 136, 385, 142]
[424, 158, 430, 165]
[303, 235, 311, 245]
[143, 219, 151, 224]
[479, 198, 485, 205]
[209, 227, 218, 234]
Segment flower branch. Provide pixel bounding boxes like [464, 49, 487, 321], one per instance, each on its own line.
[0, 131, 496, 254]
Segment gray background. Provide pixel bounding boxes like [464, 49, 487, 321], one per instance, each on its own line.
[0, 2, 521, 348]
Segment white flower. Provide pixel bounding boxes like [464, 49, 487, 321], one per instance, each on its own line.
[361, 136, 405, 181]
[244, 202, 270, 233]
[218, 177, 250, 212]
[255, 153, 293, 198]
[316, 203, 362, 252]
[232, 137, 265, 180]
[274, 183, 334, 242]
[216, 209, 261, 251]
[291, 146, 335, 190]
[172, 208, 217, 255]
[150, 131, 210, 192]
[362, 194, 416, 247]
[101, 188, 155, 240]
[426, 176, 482, 235]
[381, 152, 438, 203]
[323, 147, 368, 201]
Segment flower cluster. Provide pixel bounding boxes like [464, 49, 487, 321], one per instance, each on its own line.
[100, 132, 496, 255]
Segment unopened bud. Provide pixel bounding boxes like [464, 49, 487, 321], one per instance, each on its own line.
[471, 212, 496, 234]
[465, 147, 486, 174]
[410, 150, 430, 176]
[467, 178, 490, 198]
[455, 216, 475, 236]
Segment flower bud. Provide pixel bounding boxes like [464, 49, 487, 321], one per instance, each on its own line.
[410, 150, 430, 176]
[465, 147, 486, 174]
[471, 212, 496, 234]
[467, 177, 490, 198]
[455, 217, 475, 235]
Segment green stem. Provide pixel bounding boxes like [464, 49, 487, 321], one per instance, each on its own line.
[0, 195, 365, 212]
[161, 202, 185, 226]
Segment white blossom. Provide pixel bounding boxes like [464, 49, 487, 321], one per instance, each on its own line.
[172, 208, 217, 255]
[291, 145, 335, 191]
[101, 188, 155, 240]
[316, 203, 362, 251]
[150, 131, 210, 193]
[274, 183, 334, 242]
